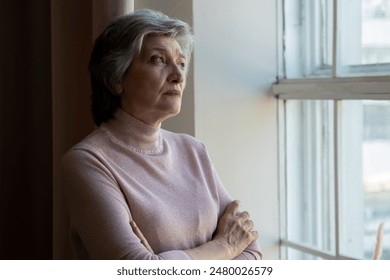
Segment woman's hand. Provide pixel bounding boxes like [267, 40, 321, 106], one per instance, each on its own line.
[185, 200, 259, 260]
[212, 200, 258, 259]
[130, 220, 154, 254]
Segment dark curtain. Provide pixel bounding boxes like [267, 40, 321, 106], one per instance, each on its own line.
[0, 0, 53, 259]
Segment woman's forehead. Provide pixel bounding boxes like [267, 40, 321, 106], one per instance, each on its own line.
[141, 36, 184, 58]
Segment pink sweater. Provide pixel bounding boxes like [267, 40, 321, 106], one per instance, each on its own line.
[62, 109, 261, 259]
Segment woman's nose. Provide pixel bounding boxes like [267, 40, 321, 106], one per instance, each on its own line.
[168, 64, 184, 84]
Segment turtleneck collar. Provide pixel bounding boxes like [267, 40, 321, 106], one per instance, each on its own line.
[101, 108, 163, 155]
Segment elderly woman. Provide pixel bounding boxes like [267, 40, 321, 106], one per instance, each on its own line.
[62, 9, 261, 260]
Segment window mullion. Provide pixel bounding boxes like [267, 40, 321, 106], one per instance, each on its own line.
[278, 98, 288, 259]
[333, 100, 341, 258]
[332, 0, 340, 77]
[272, 79, 390, 100]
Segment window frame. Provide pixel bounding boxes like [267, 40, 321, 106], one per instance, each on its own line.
[276, 0, 390, 260]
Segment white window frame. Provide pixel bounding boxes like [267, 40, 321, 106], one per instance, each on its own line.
[275, 0, 390, 260]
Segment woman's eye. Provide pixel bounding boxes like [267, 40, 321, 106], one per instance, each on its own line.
[151, 56, 165, 64]
[178, 62, 186, 70]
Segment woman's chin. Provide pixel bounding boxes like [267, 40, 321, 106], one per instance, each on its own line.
[168, 107, 181, 118]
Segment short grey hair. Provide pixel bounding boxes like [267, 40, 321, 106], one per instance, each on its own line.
[89, 9, 194, 126]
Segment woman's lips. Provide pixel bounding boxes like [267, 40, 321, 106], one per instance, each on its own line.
[163, 90, 181, 97]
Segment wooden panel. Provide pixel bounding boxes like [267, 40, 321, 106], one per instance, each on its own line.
[52, 0, 133, 259]
[51, 0, 95, 260]
[93, 0, 133, 40]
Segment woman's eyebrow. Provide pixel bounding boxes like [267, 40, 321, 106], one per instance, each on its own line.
[144, 46, 186, 59]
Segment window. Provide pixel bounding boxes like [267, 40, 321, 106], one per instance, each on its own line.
[275, 0, 390, 259]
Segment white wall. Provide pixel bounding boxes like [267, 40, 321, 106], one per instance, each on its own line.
[193, 0, 279, 259]
[135, 0, 280, 259]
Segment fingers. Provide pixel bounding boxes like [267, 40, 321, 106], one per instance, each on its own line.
[223, 201, 257, 235]
[244, 219, 254, 230]
[224, 202, 253, 228]
[130, 220, 154, 254]
[251, 230, 259, 240]
[237, 211, 250, 220]
[224, 200, 241, 216]
[214, 201, 259, 258]
[225, 202, 251, 220]
[230, 205, 257, 241]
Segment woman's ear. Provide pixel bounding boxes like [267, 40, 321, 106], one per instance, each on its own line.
[113, 83, 124, 95]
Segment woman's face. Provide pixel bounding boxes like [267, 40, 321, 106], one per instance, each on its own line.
[119, 35, 187, 127]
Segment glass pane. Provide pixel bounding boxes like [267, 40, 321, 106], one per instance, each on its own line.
[285, 100, 335, 253]
[340, 0, 390, 71]
[286, 247, 326, 260]
[363, 100, 390, 259]
[340, 100, 390, 259]
[362, 0, 390, 64]
[284, 0, 333, 78]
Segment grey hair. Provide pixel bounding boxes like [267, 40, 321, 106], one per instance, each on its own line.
[89, 9, 194, 126]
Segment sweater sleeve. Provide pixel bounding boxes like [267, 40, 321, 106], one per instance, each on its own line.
[201, 145, 263, 260]
[62, 148, 191, 260]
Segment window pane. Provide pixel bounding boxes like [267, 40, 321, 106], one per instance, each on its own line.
[285, 247, 326, 260]
[284, 0, 333, 78]
[340, 0, 390, 73]
[285, 100, 335, 253]
[340, 100, 390, 259]
[362, 0, 390, 64]
[362, 100, 390, 259]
